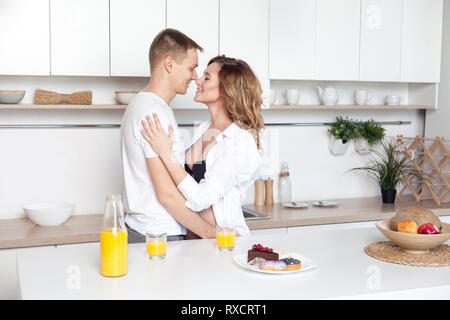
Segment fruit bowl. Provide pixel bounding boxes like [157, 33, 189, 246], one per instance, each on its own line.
[376, 219, 450, 254]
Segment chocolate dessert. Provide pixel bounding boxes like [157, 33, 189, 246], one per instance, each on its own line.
[247, 244, 279, 262]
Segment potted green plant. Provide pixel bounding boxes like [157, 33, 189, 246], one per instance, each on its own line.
[354, 119, 386, 154]
[328, 116, 360, 155]
[350, 139, 427, 203]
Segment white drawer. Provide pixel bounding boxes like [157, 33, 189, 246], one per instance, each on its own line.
[0, 248, 19, 300]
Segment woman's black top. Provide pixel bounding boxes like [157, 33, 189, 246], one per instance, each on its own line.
[184, 161, 206, 183]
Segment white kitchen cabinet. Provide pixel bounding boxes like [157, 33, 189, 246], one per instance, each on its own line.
[401, 0, 443, 83]
[0, 249, 19, 299]
[269, 0, 316, 80]
[167, 0, 219, 109]
[220, 0, 270, 107]
[250, 227, 288, 236]
[360, 0, 402, 82]
[315, 0, 361, 81]
[0, 0, 50, 75]
[287, 221, 377, 234]
[110, 0, 165, 77]
[50, 0, 109, 76]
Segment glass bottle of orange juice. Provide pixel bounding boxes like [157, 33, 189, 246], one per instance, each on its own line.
[100, 194, 127, 277]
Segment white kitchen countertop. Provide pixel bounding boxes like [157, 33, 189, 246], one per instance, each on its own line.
[17, 224, 450, 300]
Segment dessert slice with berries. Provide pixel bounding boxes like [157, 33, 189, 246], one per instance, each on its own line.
[281, 256, 301, 271]
[247, 244, 279, 262]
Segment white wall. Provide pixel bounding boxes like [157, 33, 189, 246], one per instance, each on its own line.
[259, 110, 424, 204]
[0, 76, 424, 219]
[425, 0, 450, 136]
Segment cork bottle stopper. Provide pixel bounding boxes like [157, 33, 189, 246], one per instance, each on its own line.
[279, 162, 290, 177]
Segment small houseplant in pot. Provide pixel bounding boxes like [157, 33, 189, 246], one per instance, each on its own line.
[350, 138, 427, 203]
[328, 116, 360, 155]
[354, 119, 386, 154]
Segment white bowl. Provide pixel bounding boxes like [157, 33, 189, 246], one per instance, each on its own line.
[0, 90, 25, 104]
[24, 202, 75, 226]
[115, 91, 138, 105]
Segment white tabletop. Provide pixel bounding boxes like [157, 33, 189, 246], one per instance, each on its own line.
[17, 225, 450, 300]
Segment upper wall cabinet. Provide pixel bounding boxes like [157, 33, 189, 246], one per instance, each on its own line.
[401, 0, 443, 83]
[0, 0, 50, 75]
[167, 0, 219, 108]
[269, 0, 316, 80]
[220, 0, 270, 106]
[360, 0, 402, 82]
[110, 0, 165, 77]
[270, 0, 443, 83]
[315, 0, 361, 81]
[50, 0, 109, 76]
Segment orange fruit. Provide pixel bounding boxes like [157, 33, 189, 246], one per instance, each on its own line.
[397, 220, 418, 234]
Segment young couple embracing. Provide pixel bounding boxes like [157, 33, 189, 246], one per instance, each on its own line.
[120, 28, 264, 243]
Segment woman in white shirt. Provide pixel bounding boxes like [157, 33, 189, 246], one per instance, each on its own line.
[141, 55, 264, 237]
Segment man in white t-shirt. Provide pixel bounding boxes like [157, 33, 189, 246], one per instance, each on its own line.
[120, 29, 216, 242]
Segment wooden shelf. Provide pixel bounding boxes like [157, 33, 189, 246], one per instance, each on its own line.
[0, 104, 436, 110]
[0, 104, 127, 110]
[267, 104, 435, 110]
[0, 104, 207, 110]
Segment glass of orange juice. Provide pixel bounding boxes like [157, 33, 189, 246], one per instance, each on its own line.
[146, 232, 167, 259]
[216, 225, 235, 251]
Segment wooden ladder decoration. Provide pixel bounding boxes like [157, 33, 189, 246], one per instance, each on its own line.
[396, 135, 450, 206]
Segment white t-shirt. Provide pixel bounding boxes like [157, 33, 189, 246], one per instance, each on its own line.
[120, 92, 186, 236]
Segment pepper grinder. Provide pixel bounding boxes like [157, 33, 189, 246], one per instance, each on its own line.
[254, 178, 265, 206]
[264, 178, 274, 206]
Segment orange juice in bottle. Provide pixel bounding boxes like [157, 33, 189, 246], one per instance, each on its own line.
[100, 194, 127, 277]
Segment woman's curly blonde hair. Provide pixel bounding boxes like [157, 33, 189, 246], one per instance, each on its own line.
[208, 55, 265, 150]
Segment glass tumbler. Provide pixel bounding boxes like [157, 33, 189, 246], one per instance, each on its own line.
[146, 232, 167, 259]
[216, 225, 236, 251]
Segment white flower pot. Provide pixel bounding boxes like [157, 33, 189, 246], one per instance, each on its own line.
[329, 135, 349, 155]
[354, 138, 370, 155]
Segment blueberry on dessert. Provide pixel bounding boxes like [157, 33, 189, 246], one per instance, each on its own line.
[280, 256, 301, 270]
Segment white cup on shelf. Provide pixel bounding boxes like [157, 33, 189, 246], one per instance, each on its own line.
[385, 95, 404, 106]
[354, 89, 373, 106]
[270, 89, 277, 106]
[286, 88, 300, 105]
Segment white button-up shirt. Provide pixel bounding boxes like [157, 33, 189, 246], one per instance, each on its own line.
[177, 120, 263, 236]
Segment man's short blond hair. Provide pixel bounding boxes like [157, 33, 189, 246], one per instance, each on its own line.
[149, 28, 203, 72]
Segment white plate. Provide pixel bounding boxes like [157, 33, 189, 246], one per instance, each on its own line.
[281, 202, 309, 208]
[312, 201, 338, 207]
[233, 252, 316, 275]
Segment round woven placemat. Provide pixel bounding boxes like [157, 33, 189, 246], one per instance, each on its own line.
[364, 241, 450, 267]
